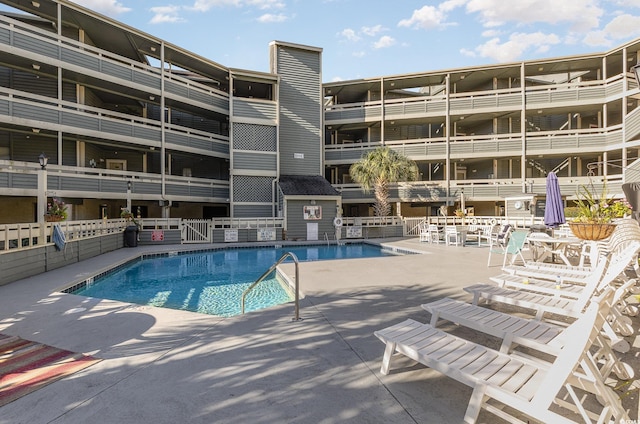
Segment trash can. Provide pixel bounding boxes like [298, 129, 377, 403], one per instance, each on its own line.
[124, 225, 138, 247]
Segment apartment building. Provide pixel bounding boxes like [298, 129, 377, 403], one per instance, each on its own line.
[0, 0, 323, 226]
[0, 0, 639, 225]
[325, 43, 640, 218]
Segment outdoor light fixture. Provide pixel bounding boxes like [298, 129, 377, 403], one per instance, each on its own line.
[38, 152, 48, 170]
[127, 181, 132, 190]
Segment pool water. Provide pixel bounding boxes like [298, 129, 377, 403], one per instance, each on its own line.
[73, 244, 395, 317]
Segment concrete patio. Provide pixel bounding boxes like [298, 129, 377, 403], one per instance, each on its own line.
[0, 238, 637, 423]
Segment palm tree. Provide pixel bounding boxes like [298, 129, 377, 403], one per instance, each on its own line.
[349, 146, 419, 217]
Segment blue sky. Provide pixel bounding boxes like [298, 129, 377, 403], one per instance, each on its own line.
[6, 0, 640, 82]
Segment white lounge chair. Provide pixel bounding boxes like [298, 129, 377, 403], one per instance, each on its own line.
[464, 241, 640, 351]
[422, 284, 635, 381]
[375, 289, 629, 423]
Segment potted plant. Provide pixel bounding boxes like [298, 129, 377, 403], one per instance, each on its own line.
[45, 197, 68, 222]
[568, 183, 630, 240]
[454, 208, 466, 218]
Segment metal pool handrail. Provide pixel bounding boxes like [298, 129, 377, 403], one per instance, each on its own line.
[241, 251, 302, 321]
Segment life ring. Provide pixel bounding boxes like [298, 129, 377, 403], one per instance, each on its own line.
[333, 217, 343, 227]
[470, 217, 478, 225]
[489, 218, 498, 226]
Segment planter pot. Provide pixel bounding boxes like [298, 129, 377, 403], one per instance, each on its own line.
[568, 222, 616, 241]
[45, 215, 64, 222]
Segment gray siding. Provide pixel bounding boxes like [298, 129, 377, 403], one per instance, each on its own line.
[272, 44, 322, 176]
[233, 99, 278, 121]
[233, 204, 274, 218]
[233, 152, 277, 171]
[230, 115, 277, 215]
[285, 199, 337, 241]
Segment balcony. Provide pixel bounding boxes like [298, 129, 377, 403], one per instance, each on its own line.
[0, 15, 229, 114]
[0, 88, 230, 156]
[325, 77, 622, 126]
[335, 175, 622, 205]
[0, 161, 230, 202]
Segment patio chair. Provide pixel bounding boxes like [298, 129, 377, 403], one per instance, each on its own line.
[487, 229, 527, 267]
[476, 225, 493, 246]
[444, 225, 462, 246]
[427, 224, 443, 244]
[419, 223, 430, 242]
[375, 288, 629, 423]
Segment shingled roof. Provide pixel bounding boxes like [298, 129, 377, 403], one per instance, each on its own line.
[278, 175, 340, 196]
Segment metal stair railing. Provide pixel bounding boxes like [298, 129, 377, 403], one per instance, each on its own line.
[241, 251, 302, 321]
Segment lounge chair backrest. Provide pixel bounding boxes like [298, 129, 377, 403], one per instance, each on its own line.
[531, 287, 614, 409]
[595, 240, 640, 293]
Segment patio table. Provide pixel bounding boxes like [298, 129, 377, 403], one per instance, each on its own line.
[527, 233, 582, 266]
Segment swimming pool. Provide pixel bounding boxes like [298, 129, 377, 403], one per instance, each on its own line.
[67, 243, 399, 317]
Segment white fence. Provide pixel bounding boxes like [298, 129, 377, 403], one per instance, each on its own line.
[1, 215, 547, 253]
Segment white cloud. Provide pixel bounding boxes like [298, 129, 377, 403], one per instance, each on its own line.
[611, 0, 640, 7]
[472, 32, 561, 62]
[373, 35, 396, 49]
[70, 0, 131, 15]
[460, 47, 476, 57]
[339, 28, 361, 42]
[247, 0, 285, 9]
[465, 0, 602, 32]
[149, 6, 185, 24]
[583, 14, 640, 46]
[361, 25, 384, 37]
[481, 29, 500, 37]
[257, 13, 288, 23]
[398, 5, 448, 30]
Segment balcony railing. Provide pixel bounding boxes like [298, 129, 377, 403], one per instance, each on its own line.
[0, 14, 229, 113]
[325, 76, 623, 124]
[334, 175, 624, 204]
[324, 127, 624, 164]
[0, 87, 230, 156]
[0, 160, 230, 201]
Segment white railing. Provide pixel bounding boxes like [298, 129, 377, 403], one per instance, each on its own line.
[0, 219, 129, 253]
[426, 215, 545, 229]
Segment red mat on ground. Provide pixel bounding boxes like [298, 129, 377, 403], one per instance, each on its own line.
[0, 333, 101, 407]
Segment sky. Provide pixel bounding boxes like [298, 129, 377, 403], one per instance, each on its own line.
[5, 0, 640, 82]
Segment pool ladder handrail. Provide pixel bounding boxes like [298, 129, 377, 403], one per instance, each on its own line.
[241, 251, 302, 321]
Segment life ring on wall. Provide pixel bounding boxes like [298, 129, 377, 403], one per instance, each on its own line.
[470, 217, 478, 225]
[489, 218, 498, 226]
[333, 217, 343, 227]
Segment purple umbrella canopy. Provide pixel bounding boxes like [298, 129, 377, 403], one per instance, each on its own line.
[544, 171, 566, 228]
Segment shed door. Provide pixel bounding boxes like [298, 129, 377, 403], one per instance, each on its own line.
[306, 223, 318, 241]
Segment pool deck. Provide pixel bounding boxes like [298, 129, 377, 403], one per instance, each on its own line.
[0, 238, 638, 423]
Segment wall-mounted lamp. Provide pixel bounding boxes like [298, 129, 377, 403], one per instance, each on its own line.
[31, 1, 40, 7]
[149, 96, 155, 101]
[32, 64, 40, 70]
[127, 181, 132, 191]
[150, 46, 157, 52]
[38, 152, 48, 170]
[32, 128, 40, 133]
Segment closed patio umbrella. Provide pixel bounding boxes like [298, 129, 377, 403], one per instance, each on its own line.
[544, 171, 565, 228]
